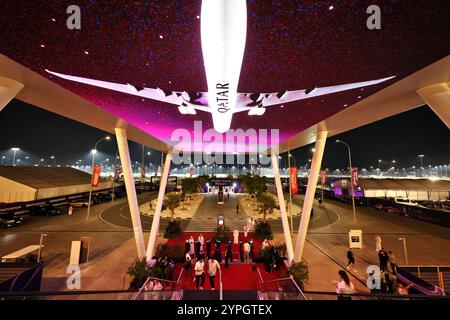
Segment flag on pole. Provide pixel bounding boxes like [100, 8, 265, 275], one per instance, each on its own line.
[351, 167, 359, 186]
[290, 167, 298, 195]
[92, 164, 101, 187]
[321, 170, 327, 185]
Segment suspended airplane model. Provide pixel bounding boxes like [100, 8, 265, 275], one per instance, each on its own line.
[46, 0, 394, 133]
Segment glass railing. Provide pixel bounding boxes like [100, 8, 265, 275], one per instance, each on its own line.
[132, 269, 185, 300]
[256, 268, 308, 301]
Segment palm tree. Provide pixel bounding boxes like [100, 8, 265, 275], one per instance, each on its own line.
[257, 193, 276, 222]
[163, 193, 181, 220]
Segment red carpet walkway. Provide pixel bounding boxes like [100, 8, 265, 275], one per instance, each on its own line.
[166, 232, 286, 291]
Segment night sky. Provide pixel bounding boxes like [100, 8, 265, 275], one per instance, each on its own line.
[0, 99, 448, 170]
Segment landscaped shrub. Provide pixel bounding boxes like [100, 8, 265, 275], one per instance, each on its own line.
[164, 220, 183, 238]
[156, 243, 184, 262]
[127, 258, 162, 289]
[285, 261, 309, 291]
[254, 221, 273, 240]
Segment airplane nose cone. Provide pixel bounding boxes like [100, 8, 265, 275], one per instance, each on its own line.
[212, 112, 232, 133]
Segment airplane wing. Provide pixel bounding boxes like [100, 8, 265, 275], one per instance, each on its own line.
[233, 76, 396, 115]
[45, 70, 211, 114]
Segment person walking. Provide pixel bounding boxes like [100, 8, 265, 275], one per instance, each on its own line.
[207, 257, 221, 290]
[346, 248, 356, 271]
[68, 205, 73, 216]
[378, 248, 388, 272]
[184, 239, 190, 255]
[244, 241, 251, 262]
[332, 270, 355, 300]
[374, 235, 382, 252]
[388, 251, 397, 274]
[198, 234, 205, 253]
[233, 228, 239, 245]
[189, 236, 195, 257]
[239, 240, 244, 262]
[194, 258, 205, 290]
[206, 239, 212, 259]
[225, 241, 233, 268]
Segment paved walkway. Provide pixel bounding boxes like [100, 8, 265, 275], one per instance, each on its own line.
[139, 193, 205, 220]
[185, 193, 248, 232]
[237, 194, 302, 220]
[304, 197, 450, 285]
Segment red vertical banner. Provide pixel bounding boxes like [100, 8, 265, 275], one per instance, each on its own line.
[321, 170, 327, 185]
[290, 167, 298, 195]
[92, 164, 101, 187]
[141, 166, 146, 178]
[352, 167, 359, 186]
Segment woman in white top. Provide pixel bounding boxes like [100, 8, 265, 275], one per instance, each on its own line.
[333, 270, 355, 300]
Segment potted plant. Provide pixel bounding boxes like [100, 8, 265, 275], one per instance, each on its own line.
[285, 261, 309, 291]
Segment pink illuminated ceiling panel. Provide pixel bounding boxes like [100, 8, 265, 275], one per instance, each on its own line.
[0, 0, 449, 152]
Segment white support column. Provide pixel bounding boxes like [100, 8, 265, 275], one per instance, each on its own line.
[417, 82, 450, 129]
[294, 131, 328, 262]
[0, 76, 24, 111]
[146, 150, 172, 260]
[115, 128, 146, 259]
[271, 152, 294, 263]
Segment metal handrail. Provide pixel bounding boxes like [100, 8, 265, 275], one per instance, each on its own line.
[256, 268, 308, 300]
[219, 270, 223, 300]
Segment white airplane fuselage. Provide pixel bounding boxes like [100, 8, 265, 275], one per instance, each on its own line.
[201, 0, 247, 133]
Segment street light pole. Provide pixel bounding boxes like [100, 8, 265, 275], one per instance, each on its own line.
[399, 237, 409, 265]
[336, 140, 357, 222]
[86, 136, 110, 220]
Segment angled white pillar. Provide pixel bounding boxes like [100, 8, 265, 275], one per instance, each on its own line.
[417, 82, 450, 129]
[0, 76, 24, 112]
[115, 128, 146, 259]
[294, 131, 328, 262]
[271, 152, 294, 263]
[146, 150, 172, 260]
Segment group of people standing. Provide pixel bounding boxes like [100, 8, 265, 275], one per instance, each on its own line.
[344, 235, 414, 297]
[184, 234, 224, 290]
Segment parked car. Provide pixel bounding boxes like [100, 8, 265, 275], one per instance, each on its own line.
[29, 205, 62, 217]
[41, 205, 62, 217]
[70, 199, 91, 208]
[0, 215, 24, 228]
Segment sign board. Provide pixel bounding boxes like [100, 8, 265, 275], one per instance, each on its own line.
[348, 230, 363, 249]
[290, 167, 298, 195]
[321, 170, 327, 185]
[79, 237, 91, 264]
[91, 165, 101, 187]
[70, 241, 82, 265]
